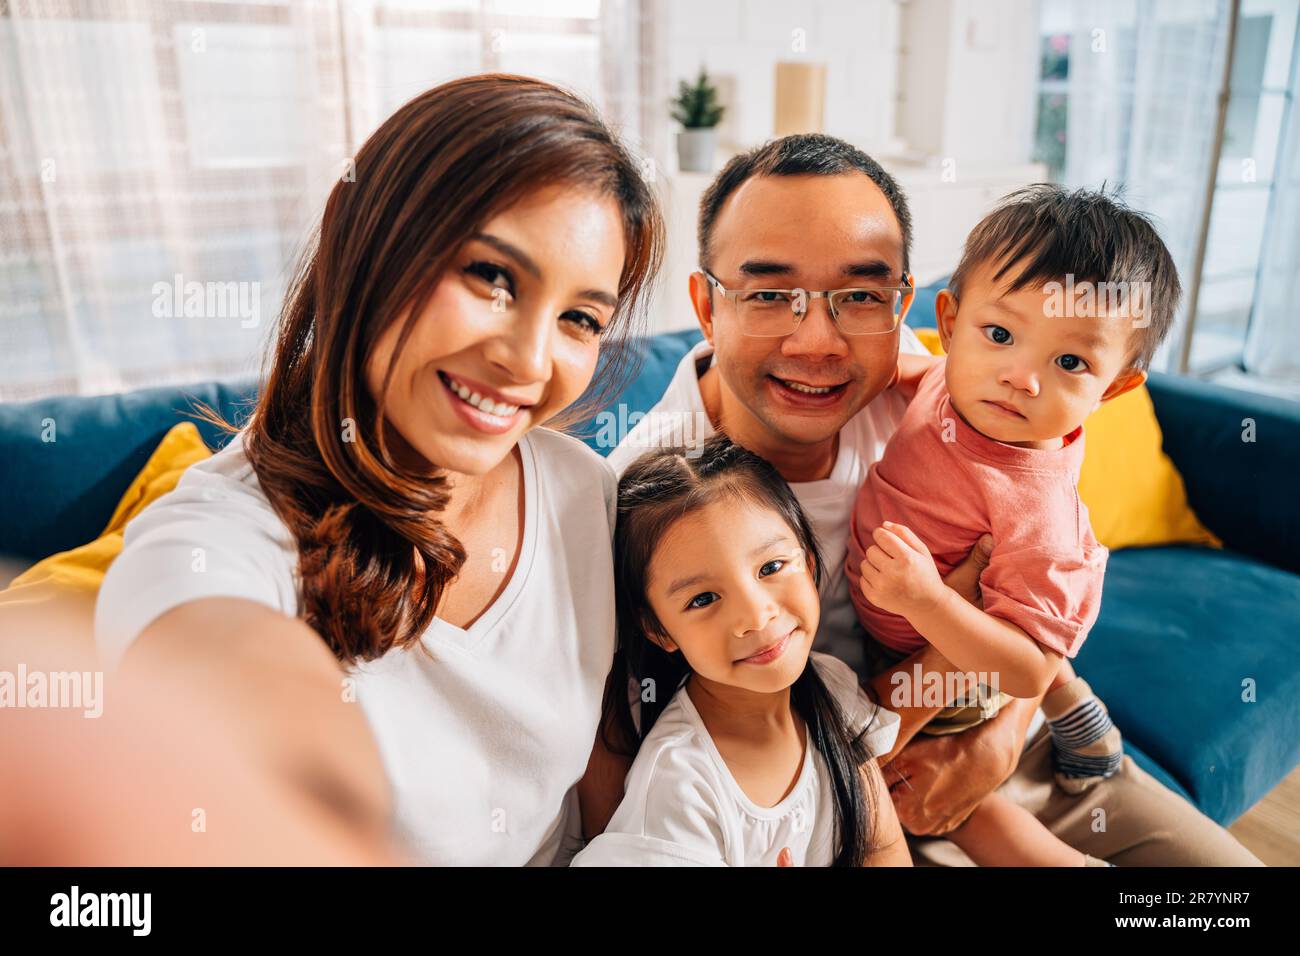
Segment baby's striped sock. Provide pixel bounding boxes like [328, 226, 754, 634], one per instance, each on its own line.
[1044, 677, 1123, 794]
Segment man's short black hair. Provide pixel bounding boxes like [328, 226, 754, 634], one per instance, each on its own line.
[949, 184, 1181, 370]
[697, 133, 912, 274]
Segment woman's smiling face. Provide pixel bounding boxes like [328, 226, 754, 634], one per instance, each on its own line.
[366, 183, 627, 475]
[644, 494, 820, 695]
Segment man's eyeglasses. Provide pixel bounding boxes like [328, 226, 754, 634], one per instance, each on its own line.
[702, 270, 914, 337]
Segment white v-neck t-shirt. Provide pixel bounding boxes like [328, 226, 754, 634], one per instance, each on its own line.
[569, 652, 900, 866]
[606, 329, 925, 677]
[95, 427, 618, 866]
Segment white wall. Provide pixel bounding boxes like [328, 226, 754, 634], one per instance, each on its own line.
[646, 0, 1047, 333]
[897, 0, 1040, 167]
[662, 0, 902, 167]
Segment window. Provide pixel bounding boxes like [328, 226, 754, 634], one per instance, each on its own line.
[0, 0, 651, 401]
[1193, 3, 1297, 375]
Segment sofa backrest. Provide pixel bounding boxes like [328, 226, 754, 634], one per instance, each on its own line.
[0, 332, 711, 565]
[0, 380, 256, 563]
[15, 292, 1291, 574]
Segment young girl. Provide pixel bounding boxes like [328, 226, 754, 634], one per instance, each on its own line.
[570, 435, 909, 867]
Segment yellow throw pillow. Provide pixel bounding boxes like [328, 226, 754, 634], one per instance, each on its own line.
[914, 327, 945, 357]
[1077, 386, 1221, 551]
[0, 422, 212, 603]
[908, 325, 1219, 551]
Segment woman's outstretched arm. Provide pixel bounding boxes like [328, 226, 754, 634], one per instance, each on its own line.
[124, 597, 395, 849]
[2, 595, 398, 864]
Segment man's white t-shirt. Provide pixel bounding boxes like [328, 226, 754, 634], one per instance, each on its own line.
[605, 329, 1044, 744]
[95, 427, 619, 867]
[569, 652, 900, 866]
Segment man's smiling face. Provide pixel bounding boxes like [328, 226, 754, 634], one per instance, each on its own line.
[698, 172, 910, 452]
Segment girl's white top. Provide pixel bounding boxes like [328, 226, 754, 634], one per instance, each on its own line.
[570, 652, 900, 866]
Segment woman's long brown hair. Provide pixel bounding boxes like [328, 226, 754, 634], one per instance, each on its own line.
[241, 75, 663, 664]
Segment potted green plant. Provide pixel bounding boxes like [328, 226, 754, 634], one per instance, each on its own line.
[672, 67, 725, 173]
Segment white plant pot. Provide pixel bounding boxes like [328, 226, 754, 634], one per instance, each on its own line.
[676, 128, 718, 173]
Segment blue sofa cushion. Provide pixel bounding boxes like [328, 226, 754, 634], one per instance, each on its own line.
[1145, 372, 1300, 576]
[0, 380, 256, 563]
[1074, 545, 1300, 824]
[575, 329, 703, 454]
[906, 276, 945, 330]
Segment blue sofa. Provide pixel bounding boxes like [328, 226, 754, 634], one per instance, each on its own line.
[4, 284, 1298, 826]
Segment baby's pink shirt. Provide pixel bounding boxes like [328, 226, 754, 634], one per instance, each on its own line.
[846, 357, 1108, 659]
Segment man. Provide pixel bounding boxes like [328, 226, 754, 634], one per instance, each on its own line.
[600, 134, 1259, 865]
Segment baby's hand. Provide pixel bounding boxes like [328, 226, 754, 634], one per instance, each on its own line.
[858, 521, 947, 619]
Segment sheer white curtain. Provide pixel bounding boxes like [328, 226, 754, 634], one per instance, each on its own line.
[0, 0, 653, 402]
[1243, 12, 1300, 382]
[1044, 0, 1232, 372]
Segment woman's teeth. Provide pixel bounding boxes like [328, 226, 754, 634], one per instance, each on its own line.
[782, 379, 834, 395]
[443, 374, 521, 418]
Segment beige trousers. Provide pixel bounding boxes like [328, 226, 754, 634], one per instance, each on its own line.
[907, 723, 1264, 866]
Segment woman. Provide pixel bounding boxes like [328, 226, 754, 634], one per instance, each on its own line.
[95, 74, 663, 865]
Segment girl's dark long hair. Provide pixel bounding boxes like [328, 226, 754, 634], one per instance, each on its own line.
[233, 75, 662, 664]
[603, 434, 884, 866]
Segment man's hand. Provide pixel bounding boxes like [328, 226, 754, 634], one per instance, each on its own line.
[859, 522, 947, 618]
[865, 529, 1004, 833]
[886, 696, 1036, 836]
[865, 533, 995, 763]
